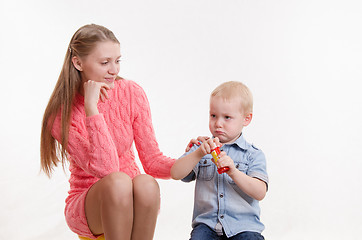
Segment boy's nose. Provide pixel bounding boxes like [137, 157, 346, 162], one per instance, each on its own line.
[215, 119, 223, 127]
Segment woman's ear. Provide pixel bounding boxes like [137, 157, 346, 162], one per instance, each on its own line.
[243, 113, 253, 127]
[72, 56, 83, 71]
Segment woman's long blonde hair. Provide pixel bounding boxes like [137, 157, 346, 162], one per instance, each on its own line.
[40, 24, 120, 177]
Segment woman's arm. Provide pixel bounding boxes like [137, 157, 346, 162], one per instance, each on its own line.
[52, 112, 119, 178]
[51, 81, 119, 178]
[131, 82, 176, 179]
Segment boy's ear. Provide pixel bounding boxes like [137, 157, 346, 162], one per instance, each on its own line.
[72, 56, 83, 71]
[243, 113, 253, 127]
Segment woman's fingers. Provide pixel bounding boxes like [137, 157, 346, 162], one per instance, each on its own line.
[197, 136, 210, 143]
[99, 82, 111, 90]
[84, 80, 110, 102]
[185, 136, 223, 153]
[186, 139, 195, 152]
[83, 80, 112, 115]
[186, 138, 201, 152]
[100, 92, 105, 102]
[100, 87, 109, 102]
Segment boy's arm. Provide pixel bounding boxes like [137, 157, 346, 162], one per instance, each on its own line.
[217, 152, 267, 201]
[172, 138, 221, 180]
[170, 147, 204, 180]
[228, 169, 267, 201]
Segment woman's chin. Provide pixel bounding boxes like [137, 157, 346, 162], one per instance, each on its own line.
[107, 81, 115, 89]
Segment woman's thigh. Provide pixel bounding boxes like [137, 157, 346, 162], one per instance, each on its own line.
[85, 172, 133, 234]
[132, 174, 160, 206]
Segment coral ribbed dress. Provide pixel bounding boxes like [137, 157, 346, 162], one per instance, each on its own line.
[51, 79, 176, 238]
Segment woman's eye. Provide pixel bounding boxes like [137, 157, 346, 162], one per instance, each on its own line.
[101, 62, 108, 65]
[116, 59, 121, 63]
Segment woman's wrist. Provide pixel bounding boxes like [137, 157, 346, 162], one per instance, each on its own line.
[85, 105, 99, 117]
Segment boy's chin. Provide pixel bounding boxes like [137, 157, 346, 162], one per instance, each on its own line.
[216, 135, 240, 144]
[214, 135, 229, 144]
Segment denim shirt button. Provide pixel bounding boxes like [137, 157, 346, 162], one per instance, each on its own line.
[220, 215, 224, 219]
[203, 160, 207, 164]
[220, 193, 224, 198]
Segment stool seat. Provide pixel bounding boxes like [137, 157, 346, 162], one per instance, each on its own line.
[78, 235, 105, 240]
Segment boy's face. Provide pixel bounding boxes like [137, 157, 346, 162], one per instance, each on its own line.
[209, 96, 252, 144]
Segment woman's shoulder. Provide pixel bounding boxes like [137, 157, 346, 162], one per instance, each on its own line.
[115, 77, 141, 88]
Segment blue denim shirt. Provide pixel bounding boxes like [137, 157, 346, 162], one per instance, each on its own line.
[181, 134, 269, 237]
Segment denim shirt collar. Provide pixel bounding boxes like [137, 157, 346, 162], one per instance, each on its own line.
[218, 134, 250, 151]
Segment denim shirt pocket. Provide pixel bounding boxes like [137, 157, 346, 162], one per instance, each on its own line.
[227, 160, 249, 184]
[197, 157, 216, 181]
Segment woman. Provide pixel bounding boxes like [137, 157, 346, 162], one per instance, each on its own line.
[41, 24, 183, 240]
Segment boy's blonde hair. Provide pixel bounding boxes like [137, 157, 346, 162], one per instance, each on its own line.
[211, 81, 253, 114]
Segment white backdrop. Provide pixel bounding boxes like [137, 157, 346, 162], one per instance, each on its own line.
[1, 0, 362, 239]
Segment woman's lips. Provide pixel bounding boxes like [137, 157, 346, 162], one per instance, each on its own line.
[105, 78, 115, 83]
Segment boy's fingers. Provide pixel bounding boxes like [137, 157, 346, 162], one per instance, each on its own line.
[219, 151, 227, 157]
[213, 137, 222, 147]
[207, 139, 217, 150]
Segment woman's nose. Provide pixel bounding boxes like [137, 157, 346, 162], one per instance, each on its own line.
[109, 63, 119, 74]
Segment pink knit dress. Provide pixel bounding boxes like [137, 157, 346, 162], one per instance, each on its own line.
[51, 79, 176, 238]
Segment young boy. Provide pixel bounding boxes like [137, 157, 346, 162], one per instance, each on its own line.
[171, 81, 268, 240]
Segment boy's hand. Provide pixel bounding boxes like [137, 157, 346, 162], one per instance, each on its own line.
[216, 151, 237, 175]
[198, 137, 222, 156]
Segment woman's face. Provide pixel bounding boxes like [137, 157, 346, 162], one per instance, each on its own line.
[74, 41, 121, 89]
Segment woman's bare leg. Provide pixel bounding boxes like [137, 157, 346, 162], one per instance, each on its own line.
[131, 174, 160, 240]
[85, 172, 133, 240]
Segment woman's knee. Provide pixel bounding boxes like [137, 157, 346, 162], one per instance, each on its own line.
[100, 172, 133, 205]
[133, 174, 160, 207]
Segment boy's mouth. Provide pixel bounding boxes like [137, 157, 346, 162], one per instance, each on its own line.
[215, 130, 225, 135]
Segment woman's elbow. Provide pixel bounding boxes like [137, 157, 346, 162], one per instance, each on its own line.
[170, 166, 181, 180]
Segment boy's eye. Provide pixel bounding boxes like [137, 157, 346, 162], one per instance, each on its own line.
[210, 114, 216, 118]
[225, 116, 231, 120]
[101, 62, 108, 65]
